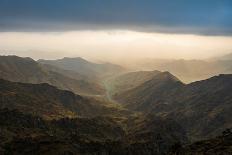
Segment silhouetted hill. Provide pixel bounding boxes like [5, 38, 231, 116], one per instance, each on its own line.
[38, 57, 125, 78]
[0, 55, 104, 95]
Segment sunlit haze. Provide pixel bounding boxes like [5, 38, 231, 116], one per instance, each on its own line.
[0, 30, 232, 62]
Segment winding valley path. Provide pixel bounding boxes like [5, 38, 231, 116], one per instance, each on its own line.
[102, 77, 121, 104]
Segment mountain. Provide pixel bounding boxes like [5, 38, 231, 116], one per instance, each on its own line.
[130, 58, 232, 83]
[0, 79, 187, 154]
[116, 72, 232, 140]
[114, 72, 184, 111]
[0, 55, 104, 95]
[167, 74, 232, 140]
[106, 70, 161, 96]
[1, 55, 232, 154]
[0, 79, 128, 119]
[38, 57, 125, 78]
[1, 61, 232, 154]
[41, 63, 87, 81]
[115, 73, 232, 140]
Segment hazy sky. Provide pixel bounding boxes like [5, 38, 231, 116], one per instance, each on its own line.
[0, 0, 232, 61]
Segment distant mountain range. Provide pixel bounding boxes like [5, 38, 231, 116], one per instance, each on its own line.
[38, 57, 125, 78]
[0, 56, 104, 95]
[129, 55, 232, 83]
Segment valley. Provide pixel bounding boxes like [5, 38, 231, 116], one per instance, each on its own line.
[102, 78, 121, 104]
[1, 1, 231, 154]
[0, 55, 232, 154]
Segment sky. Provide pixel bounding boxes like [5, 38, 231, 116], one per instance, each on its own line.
[0, 0, 232, 61]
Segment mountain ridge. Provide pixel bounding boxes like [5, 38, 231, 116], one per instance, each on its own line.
[115, 72, 232, 140]
[114, 71, 185, 111]
[38, 56, 125, 78]
[0, 55, 104, 95]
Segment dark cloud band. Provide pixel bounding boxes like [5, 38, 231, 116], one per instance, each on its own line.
[0, 0, 231, 35]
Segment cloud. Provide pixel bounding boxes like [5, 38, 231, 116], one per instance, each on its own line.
[0, 0, 232, 35]
[1, 31, 232, 61]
